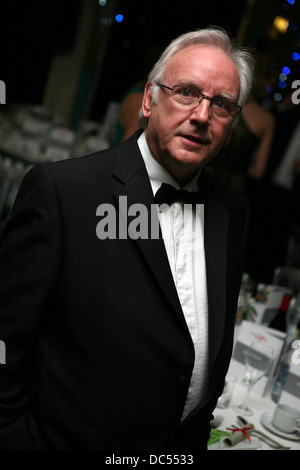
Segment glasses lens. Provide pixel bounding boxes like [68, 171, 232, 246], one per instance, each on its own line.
[172, 86, 198, 106]
[211, 99, 240, 118]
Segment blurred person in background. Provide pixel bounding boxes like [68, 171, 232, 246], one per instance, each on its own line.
[114, 44, 164, 145]
[245, 76, 300, 283]
[205, 94, 274, 196]
[114, 79, 145, 144]
[205, 52, 275, 198]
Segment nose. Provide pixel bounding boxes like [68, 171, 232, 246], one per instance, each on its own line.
[190, 97, 211, 123]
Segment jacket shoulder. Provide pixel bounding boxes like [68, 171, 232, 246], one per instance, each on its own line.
[35, 130, 142, 184]
[44, 146, 117, 178]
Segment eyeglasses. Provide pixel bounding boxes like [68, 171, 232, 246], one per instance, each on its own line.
[156, 82, 241, 119]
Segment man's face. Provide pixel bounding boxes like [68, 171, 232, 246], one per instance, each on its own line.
[142, 44, 240, 183]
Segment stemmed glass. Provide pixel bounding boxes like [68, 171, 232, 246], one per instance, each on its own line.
[234, 341, 274, 416]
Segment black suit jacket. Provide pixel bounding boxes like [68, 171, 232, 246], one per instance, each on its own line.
[0, 131, 248, 450]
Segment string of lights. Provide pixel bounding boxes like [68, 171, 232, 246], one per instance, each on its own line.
[267, 0, 300, 105]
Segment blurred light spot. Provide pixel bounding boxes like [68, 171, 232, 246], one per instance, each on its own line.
[273, 15, 289, 34]
[292, 52, 300, 61]
[115, 14, 123, 23]
[274, 93, 282, 102]
[282, 66, 291, 75]
[279, 73, 287, 81]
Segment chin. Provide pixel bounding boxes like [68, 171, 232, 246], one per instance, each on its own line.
[173, 151, 206, 167]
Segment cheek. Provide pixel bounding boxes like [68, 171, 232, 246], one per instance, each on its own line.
[149, 108, 177, 141]
[214, 123, 233, 146]
[153, 100, 184, 128]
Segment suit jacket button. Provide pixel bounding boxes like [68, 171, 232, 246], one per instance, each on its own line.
[179, 375, 187, 385]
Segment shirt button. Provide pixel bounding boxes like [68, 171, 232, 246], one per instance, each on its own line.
[178, 375, 187, 385]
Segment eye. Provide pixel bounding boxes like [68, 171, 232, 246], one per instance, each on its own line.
[180, 87, 193, 98]
[213, 98, 229, 110]
[174, 86, 197, 100]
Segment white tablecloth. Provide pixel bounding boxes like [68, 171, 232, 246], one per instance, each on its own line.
[209, 383, 300, 450]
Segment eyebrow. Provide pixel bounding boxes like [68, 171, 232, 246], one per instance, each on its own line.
[178, 79, 237, 102]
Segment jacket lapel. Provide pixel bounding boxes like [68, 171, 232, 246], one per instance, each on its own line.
[112, 133, 189, 332]
[198, 171, 229, 371]
[205, 197, 228, 371]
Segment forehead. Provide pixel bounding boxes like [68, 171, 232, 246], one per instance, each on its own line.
[165, 44, 240, 96]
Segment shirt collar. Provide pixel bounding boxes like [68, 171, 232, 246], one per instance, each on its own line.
[137, 131, 201, 196]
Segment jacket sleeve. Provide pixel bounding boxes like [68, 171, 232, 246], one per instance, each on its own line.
[0, 165, 62, 449]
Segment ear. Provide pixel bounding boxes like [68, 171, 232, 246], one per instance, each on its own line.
[142, 82, 153, 120]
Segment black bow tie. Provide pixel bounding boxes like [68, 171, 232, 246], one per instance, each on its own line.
[154, 182, 208, 206]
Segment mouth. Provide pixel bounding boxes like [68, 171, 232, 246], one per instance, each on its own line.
[181, 134, 208, 146]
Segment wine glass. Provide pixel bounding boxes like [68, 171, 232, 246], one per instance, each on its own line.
[234, 341, 274, 416]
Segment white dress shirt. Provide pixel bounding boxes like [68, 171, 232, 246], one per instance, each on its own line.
[138, 132, 209, 420]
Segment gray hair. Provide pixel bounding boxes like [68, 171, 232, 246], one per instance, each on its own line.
[139, 27, 255, 127]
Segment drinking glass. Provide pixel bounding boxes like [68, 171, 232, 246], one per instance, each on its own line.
[234, 341, 274, 416]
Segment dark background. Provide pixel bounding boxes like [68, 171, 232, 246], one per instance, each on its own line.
[0, 0, 299, 122]
[0, 0, 82, 104]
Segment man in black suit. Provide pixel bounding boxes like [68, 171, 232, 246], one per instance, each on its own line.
[0, 27, 254, 450]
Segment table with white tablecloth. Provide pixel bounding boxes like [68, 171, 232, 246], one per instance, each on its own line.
[209, 383, 300, 450]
